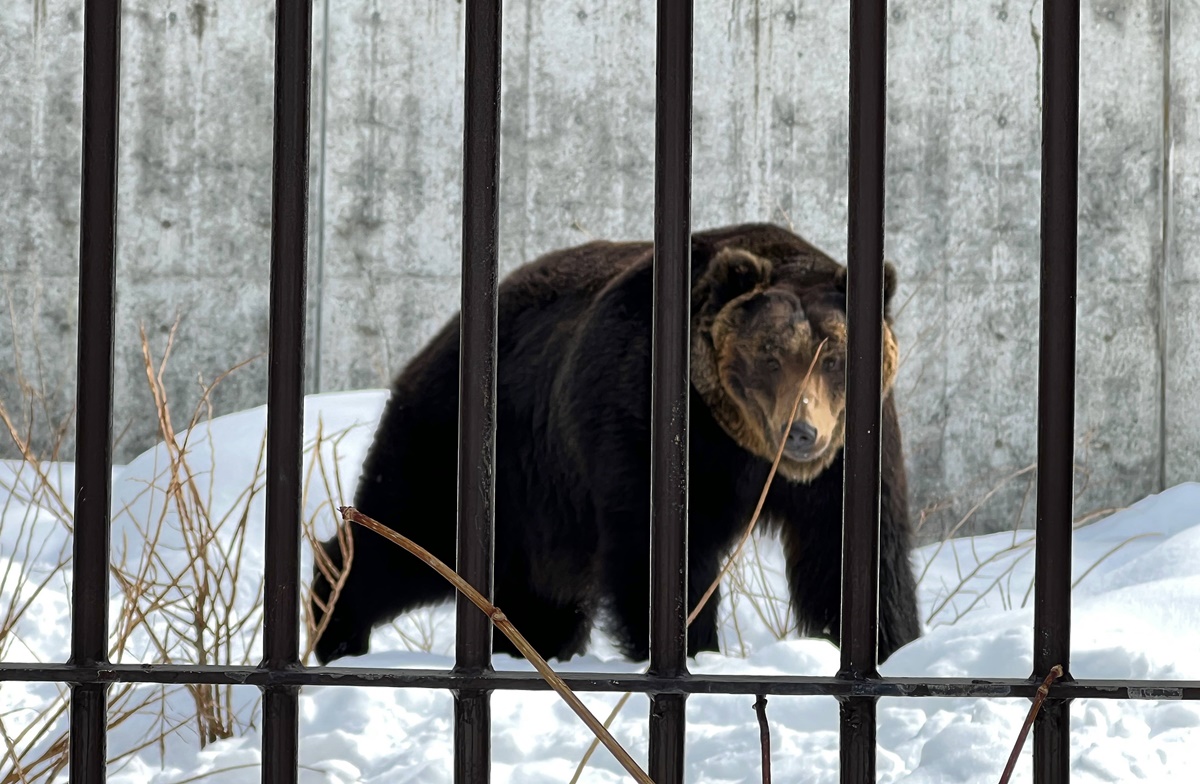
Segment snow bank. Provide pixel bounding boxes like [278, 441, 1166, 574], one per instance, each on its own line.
[1, 392, 1197, 782]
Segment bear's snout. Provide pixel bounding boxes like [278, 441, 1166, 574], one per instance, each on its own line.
[783, 420, 826, 461]
[787, 420, 817, 448]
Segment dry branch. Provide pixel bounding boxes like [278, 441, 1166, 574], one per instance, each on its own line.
[567, 692, 634, 784]
[574, 339, 827, 782]
[340, 506, 653, 784]
[688, 338, 826, 624]
[754, 694, 772, 784]
[998, 664, 1064, 784]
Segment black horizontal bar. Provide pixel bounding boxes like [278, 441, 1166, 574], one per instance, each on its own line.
[4, 664, 1198, 700]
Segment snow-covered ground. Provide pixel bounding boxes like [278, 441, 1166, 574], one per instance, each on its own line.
[1, 390, 1198, 782]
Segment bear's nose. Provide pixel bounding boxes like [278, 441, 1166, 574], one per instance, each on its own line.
[786, 421, 818, 452]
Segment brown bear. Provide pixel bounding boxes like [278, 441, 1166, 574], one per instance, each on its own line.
[311, 222, 921, 665]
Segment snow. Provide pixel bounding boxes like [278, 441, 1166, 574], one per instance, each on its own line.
[1, 389, 1198, 782]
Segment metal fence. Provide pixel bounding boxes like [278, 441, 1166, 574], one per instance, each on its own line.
[2, 0, 1198, 782]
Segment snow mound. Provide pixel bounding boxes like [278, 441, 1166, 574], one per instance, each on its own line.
[0, 391, 1197, 782]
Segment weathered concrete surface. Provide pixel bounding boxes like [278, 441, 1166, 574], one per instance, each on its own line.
[0, 3, 84, 457]
[314, 0, 466, 393]
[1, 0, 1194, 539]
[1169, 0, 1200, 489]
[112, 1, 277, 443]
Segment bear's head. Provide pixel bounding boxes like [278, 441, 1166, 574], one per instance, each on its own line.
[691, 246, 900, 483]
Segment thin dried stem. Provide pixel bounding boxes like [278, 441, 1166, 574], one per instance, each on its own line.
[341, 506, 652, 784]
[754, 694, 772, 784]
[572, 339, 828, 781]
[567, 692, 634, 784]
[688, 338, 827, 625]
[916, 464, 1038, 588]
[998, 665, 1064, 784]
[301, 419, 356, 661]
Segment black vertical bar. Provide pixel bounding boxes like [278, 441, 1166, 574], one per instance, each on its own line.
[68, 0, 121, 781]
[648, 0, 692, 781]
[454, 1, 502, 782]
[262, 0, 313, 780]
[1034, 0, 1079, 781]
[839, 0, 887, 781]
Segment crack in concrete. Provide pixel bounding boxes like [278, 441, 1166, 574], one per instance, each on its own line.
[1029, 0, 1043, 114]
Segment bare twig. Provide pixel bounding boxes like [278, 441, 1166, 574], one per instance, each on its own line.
[688, 338, 827, 625]
[571, 340, 829, 781]
[0, 311, 279, 776]
[340, 506, 653, 784]
[301, 418, 356, 661]
[567, 692, 635, 784]
[916, 463, 1038, 589]
[754, 694, 772, 784]
[998, 664, 1064, 784]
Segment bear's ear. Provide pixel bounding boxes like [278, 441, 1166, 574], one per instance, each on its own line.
[832, 260, 900, 317]
[693, 248, 773, 325]
[884, 260, 898, 310]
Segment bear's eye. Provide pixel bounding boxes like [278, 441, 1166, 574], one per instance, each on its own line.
[822, 356, 841, 373]
[764, 357, 782, 373]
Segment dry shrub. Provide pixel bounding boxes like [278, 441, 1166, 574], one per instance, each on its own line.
[0, 319, 362, 782]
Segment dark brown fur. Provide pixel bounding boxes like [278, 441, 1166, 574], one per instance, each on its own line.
[311, 223, 922, 665]
[691, 247, 900, 483]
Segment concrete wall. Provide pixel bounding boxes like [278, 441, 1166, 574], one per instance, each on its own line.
[1, 0, 1194, 539]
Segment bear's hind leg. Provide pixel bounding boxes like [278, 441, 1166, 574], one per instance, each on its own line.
[686, 556, 723, 657]
[602, 549, 652, 662]
[311, 520, 456, 664]
[490, 578, 594, 662]
[605, 559, 722, 660]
